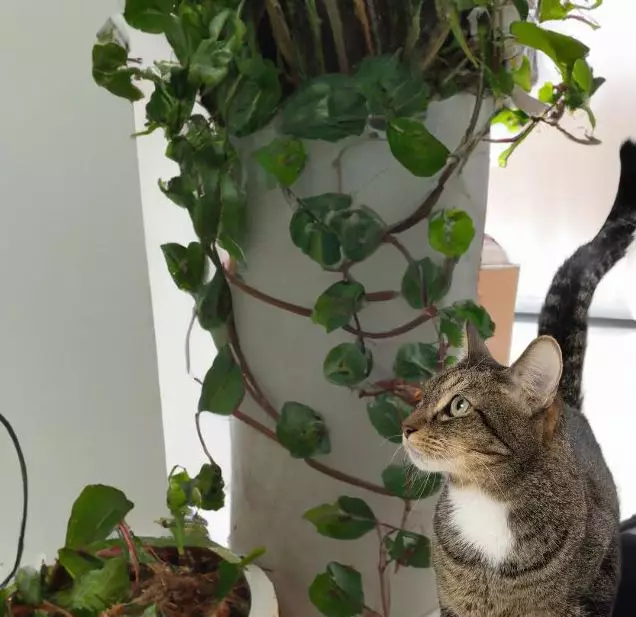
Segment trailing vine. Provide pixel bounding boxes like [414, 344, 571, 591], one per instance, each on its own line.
[92, 0, 604, 615]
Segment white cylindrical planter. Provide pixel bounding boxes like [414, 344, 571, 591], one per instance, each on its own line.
[230, 94, 491, 617]
[245, 565, 279, 617]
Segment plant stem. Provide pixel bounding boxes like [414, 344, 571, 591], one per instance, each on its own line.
[376, 526, 391, 616]
[40, 602, 74, 617]
[384, 234, 415, 265]
[225, 268, 436, 339]
[393, 500, 412, 574]
[117, 522, 140, 586]
[195, 412, 219, 465]
[232, 408, 395, 496]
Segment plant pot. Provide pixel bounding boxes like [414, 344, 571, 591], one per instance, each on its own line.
[244, 565, 278, 617]
[229, 94, 492, 617]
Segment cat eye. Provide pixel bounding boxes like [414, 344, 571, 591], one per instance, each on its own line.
[448, 395, 471, 418]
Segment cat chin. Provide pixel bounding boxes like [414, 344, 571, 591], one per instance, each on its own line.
[404, 441, 456, 473]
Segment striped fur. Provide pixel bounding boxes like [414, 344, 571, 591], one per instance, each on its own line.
[538, 140, 636, 409]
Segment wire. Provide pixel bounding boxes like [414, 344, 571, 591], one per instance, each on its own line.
[0, 412, 28, 589]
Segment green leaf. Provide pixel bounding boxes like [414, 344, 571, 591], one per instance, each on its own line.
[167, 468, 195, 514]
[323, 342, 372, 387]
[448, 2, 479, 67]
[303, 193, 353, 214]
[312, 281, 365, 333]
[58, 549, 104, 580]
[158, 175, 197, 209]
[330, 208, 386, 262]
[282, 75, 368, 142]
[387, 118, 449, 177]
[191, 191, 222, 245]
[65, 557, 130, 611]
[276, 402, 331, 459]
[65, 485, 134, 549]
[382, 465, 442, 500]
[539, 0, 569, 22]
[385, 531, 431, 568]
[195, 462, 225, 511]
[428, 209, 475, 258]
[367, 394, 414, 443]
[289, 211, 342, 267]
[304, 496, 376, 540]
[510, 22, 589, 76]
[512, 56, 532, 92]
[491, 108, 530, 132]
[538, 81, 558, 104]
[123, 0, 173, 33]
[215, 561, 242, 599]
[91, 41, 144, 102]
[573, 58, 593, 92]
[451, 300, 495, 339]
[354, 55, 430, 117]
[198, 345, 245, 415]
[394, 343, 438, 382]
[161, 242, 206, 293]
[189, 40, 233, 88]
[145, 69, 196, 136]
[511, 0, 529, 19]
[92, 41, 127, 74]
[309, 563, 364, 617]
[255, 137, 307, 187]
[225, 59, 282, 137]
[15, 567, 42, 605]
[196, 270, 233, 331]
[401, 257, 450, 309]
[218, 171, 247, 263]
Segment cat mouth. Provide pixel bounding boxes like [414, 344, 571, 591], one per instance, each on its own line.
[403, 439, 452, 473]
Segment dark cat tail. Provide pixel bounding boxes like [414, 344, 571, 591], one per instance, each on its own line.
[538, 140, 636, 410]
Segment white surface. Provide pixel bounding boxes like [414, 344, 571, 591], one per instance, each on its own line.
[229, 95, 491, 617]
[0, 1, 167, 577]
[244, 565, 279, 617]
[447, 485, 514, 567]
[486, 0, 636, 320]
[511, 319, 636, 518]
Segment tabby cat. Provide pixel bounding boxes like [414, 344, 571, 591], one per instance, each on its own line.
[403, 140, 636, 616]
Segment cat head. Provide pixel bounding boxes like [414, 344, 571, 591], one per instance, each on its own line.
[402, 324, 563, 488]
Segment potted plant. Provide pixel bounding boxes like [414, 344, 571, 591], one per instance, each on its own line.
[0, 470, 278, 617]
[89, 0, 603, 615]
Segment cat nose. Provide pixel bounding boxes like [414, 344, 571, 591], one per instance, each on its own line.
[402, 423, 417, 438]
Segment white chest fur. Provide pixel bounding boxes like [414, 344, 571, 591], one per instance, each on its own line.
[447, 484, 514, 567]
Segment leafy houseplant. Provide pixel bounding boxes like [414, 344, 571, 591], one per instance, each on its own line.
[91, 0, 603, 615]
[0, 471, 273, 617]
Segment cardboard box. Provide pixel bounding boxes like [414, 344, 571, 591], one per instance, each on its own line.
[477, 235, 519, 366]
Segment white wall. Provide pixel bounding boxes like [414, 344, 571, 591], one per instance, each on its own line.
[0, 1, 168, 574]
[487, 0, 636, 319]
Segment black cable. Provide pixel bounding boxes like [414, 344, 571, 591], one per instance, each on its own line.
[0, 412, 28, 589]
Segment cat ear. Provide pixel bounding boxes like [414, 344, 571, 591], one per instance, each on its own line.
[510, 336, 563, 409]
[463, 321, 492, 363]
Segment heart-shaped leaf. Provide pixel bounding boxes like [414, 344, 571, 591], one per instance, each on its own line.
[123, 0, 173, 34]
[196, 269, 232, 331]
[394, 343, 439, 382]
[312, 281, 365, 333]
[385, 531, 431, 568]
[401, 257, 450, 309]
[428, 209, 475, 258]
[323, 343, 372, 387]
[276, 402, 331, 458]
[330, 208, 386, 262]
[309, 563, 364, 617]
[367, 394, 414, 443]
[381, 465, 442, 500]
[387, 118, 449, 177]
[194, 462, 225, 511]
[255, 137, 307, 187]
[198, 346, 245, 415]
[449, 300, 496, 340]
[282, 75, 368, 142]
[304, 496, 376, 540]
[161, 242, 206, 293]
[290, 211, 342, 267]
[65, 485, 134, 549]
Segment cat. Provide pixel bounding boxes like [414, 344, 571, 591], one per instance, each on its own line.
[402, 139, 636, 617]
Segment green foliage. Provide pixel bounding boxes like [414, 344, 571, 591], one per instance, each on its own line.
[65, 485, 134, 550]
[161, 242, 206, 293]
[312, 281, 366, 333]
[255, 137, 307, 187]
[367, 394, 414, 443]
[309, 563, 365, 617]
[304, 497, 376, 540]
[323, 342, 373, 387]
[61, 558, 130, 612]
[428, 209, 475, 258]
[196, 269, 232, 331]
[401, 257, 450, 309]
[382, 465, 443, 500]
[276, 402, 331, 458]
[198, 345, 245, 415]
[385, 531, 431, 568]
[394, 343, 439, 382]
[387, 118, 450, 177]
[15, 568, 43, 605]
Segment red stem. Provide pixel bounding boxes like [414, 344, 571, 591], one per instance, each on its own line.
[117, 522, 140, 586]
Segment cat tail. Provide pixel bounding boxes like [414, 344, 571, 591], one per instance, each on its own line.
[538, 140, 636, 410]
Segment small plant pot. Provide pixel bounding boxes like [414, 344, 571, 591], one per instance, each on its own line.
[244, 565, 278, 617]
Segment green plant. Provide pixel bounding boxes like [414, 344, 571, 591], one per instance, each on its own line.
[91, 1, 604, 615]
[0, 471, 262, 617]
